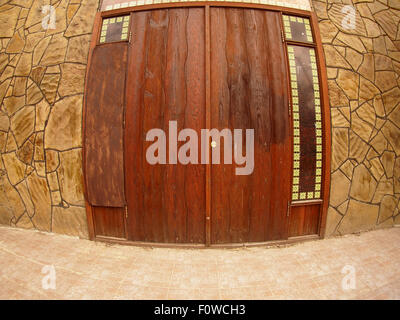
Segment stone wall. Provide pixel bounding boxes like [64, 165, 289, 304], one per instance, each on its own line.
[0, 0, 99, 238]
[312, 0, 400, 235]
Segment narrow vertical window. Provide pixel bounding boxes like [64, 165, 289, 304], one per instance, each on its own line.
[284, 15, 323, 201]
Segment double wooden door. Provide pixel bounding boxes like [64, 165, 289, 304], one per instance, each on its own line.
[85, 7, 292, 244]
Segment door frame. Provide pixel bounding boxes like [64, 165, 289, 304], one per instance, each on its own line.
[82, 2, 331, 247]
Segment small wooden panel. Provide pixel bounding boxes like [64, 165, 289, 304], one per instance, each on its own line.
[125, 8, 206, 243]
[288, 204, 320, 237]
[84, 43, 128, 207]
[210, 8, 291, 243]
[93, 206, 126, 238]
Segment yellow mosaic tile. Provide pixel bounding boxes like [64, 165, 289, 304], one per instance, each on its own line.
[289, 45, 323, 201]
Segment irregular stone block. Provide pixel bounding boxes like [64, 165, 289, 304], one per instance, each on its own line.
[45, 149, 60, 173]
[332, 127, 349, 171]
[378, 195, 397, 223]
[3, 95, 25, 116]
[382, 87, 400, 114]
[64, 0, 98, 37]
[26, 82, 43, 105]
[15, 180, 35, 217]
[2, 151, 26, 185]
[6, 31, 25, 54]
[330, 170, 351, 207]
[35, 99, 50, 131]
[32, 37, 51, 66]
[66, 34, 91, 64]
[40, 34, 68, 66]
[15, 52, 32, 77]
[350, 164, 378, 202]
[58, 148, 84, 206]
[27, 172, 52, 231]
[338, 200, 379, 234]
[381, 121, 400, 156]
[381, 151, 396, 178]
[15, 213, 34, 229]
[336, 69, 359, 100]
[325, 207, 342, 237]
[58, 63, 86, 97]
[52, 206, 88, 239]
[45, 95, 82, 150]
[40, 73, 60, 105]
[16, 139, 34, 165]
[10, 106, 35, 147]
[0, 6, 20, 37]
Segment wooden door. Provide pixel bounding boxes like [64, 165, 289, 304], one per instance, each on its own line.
[209, 8, 291, 243]
[124, 8, 206, 243]
[84, 42, 128, 239]
[118, 7, 292, 244]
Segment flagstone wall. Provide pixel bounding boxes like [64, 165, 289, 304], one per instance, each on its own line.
[0, 0, 399, 240]
[312, 0, 400, 235]
[0, 0, 99, 238]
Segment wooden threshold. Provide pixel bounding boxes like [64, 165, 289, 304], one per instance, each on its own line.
[94, 234, 321, 249]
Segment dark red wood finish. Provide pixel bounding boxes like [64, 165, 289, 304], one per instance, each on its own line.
[84, 43, 128, 207]
[124, 8, 206, 243]
[288, 204, 320, 237]
[93, 206, 126, 238]
[83, 4, 330, 246]
[209, 8, 291, 243]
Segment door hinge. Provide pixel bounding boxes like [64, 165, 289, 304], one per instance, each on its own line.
[129, 32, 132, 44]
[287, 201, 291, 217]
[125, 206, 128, 219]
[281, 30, 285, 43]
[288, 101, 291, 117]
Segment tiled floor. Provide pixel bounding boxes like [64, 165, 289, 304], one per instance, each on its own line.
[0, 225, 399, 299]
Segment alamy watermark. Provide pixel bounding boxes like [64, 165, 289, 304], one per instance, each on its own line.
[42, 5, 56, 30]
[41, 265, 56, 290]
[341, 5, 356, 30]
[341, 264, 356, 291]
[146, 121, 254, 175]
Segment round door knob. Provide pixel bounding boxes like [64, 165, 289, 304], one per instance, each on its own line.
[211, 141, 217, 148]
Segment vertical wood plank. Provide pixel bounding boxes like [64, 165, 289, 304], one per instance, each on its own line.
[125, 8, 206, 243]
[311, 12, 331, 238]
[205, 5, 211, 247]
[210, 8, 291, 244]
[84, 42, 128, 207]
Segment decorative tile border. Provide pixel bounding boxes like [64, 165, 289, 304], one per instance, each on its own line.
[288, 46, 322, 201]
[283, 14, 313, 43]
[101, 0, 311, 11]
[100, 15, 130, 43]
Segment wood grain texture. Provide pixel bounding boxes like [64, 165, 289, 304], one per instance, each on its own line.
[125, 8, 206, 243]
[288, 204, 320, 237]
[84, 43, 128, 207]
[311, 11, 331, 238]
[83, 11, 102, 240]
[210, 8, 291, 243]
[93, 206, 126, 238]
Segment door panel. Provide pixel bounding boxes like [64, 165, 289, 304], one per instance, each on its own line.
[288, 204, 320, 237]
[209, 8, 291, 243]
[84, 43, 127, 207]
[92, 206, 126, 238]
[125, 8, 206, 243]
